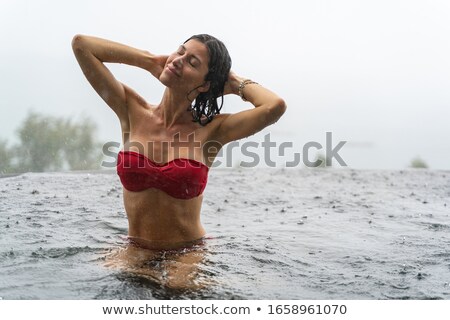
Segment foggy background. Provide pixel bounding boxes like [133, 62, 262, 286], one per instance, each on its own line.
[1, 0, 449, 169]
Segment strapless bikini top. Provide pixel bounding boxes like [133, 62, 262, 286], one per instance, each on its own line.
[116, 150, 209, 200]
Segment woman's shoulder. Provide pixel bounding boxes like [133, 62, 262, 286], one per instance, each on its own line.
[122, 84, 149, 108]
[213, 113, 230, 119]
[210, 113, 231, 125]
[194, 113, 231, 143]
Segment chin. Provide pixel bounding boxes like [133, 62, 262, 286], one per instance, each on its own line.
[159, 72, 172, 87]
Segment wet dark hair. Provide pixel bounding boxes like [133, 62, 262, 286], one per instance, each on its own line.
[185, 34, 232, 126]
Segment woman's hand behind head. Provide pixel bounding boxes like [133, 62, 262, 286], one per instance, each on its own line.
[147, 54, 169, 79]
[223, 71, 244, 96]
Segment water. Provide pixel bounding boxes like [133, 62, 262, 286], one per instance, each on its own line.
[1, 168, 449, 299]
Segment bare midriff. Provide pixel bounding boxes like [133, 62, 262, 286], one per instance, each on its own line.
[123, 188, 206, 250]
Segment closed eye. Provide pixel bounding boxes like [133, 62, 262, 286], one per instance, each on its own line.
[189, 58, 198, 67]
[176, 45, 201, 67]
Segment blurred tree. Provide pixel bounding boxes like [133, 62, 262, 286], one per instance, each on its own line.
[16, 112, 65, 172]
[60, 117, 103, 170]
[0, 139, 15, 174]
[310, 152, 328, 168]
[410, 156, 428, 169]
[6, 111, 103, 173]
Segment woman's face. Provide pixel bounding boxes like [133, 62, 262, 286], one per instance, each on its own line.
[160, 39, 210, 94]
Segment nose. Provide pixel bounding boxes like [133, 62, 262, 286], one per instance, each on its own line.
[172, 56, 183, 68]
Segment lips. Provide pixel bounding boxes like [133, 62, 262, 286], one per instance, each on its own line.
[167, 65, 180, 77]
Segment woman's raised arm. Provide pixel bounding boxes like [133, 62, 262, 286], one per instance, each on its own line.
[212, 71, 287, 145]
[71, 34, 167, 119]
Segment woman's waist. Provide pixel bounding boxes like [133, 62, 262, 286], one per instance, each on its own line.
[128, 219, 205, 243]
[126, 208, 205, 245]
[126, 206, 203, 230]
[123, 189, 205, 247]
[123, 188, 204, 209]
[126, 233, 207, 251]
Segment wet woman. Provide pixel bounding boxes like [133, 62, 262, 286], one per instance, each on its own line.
[72, 34, 286, 288]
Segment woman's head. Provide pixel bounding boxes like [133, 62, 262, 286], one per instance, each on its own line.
[184, 34, 232, 125]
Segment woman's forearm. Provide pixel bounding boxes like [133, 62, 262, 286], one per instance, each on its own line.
[71, 34, 166, 78]
[226, 72, 286, 112]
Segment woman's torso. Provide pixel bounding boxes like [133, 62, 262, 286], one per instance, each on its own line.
[117, 98, 223, 248]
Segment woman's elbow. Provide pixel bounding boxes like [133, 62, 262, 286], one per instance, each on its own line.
[264, 98, 287, 125]
[276, 98, 287, 116]
[71, 34, 88, 51]
[271, 98, 287, 121]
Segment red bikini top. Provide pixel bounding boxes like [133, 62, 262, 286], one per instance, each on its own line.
[116, 150, 209, 200]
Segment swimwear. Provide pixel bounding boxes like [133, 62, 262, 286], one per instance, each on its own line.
[116, 150, 209, 199]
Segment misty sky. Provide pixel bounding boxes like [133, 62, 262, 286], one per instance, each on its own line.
[1, 0, 449, 169]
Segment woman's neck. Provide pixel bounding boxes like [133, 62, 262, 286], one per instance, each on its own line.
[157, 88, 193, 129]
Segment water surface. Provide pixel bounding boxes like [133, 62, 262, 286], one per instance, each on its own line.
[1, 168, 449, 299]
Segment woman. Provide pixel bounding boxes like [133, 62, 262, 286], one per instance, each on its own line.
[72, 34, 286, 287]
